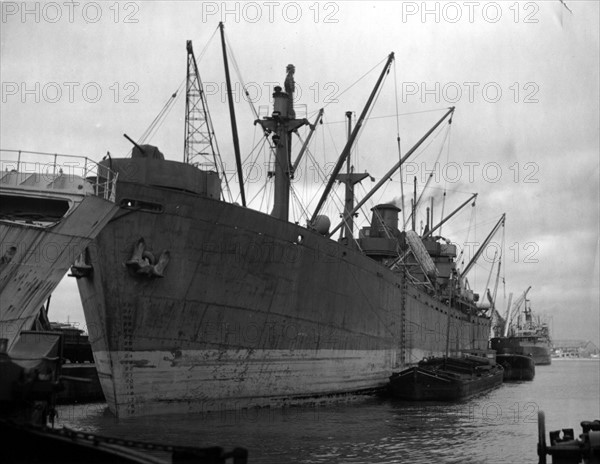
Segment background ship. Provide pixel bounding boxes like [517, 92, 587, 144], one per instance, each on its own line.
[74, 30, 499, 418]
[490, 286, 552, 365]
[0, 150, 118, 350]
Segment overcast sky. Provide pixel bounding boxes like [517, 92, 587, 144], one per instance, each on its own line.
[2, 1, 598, 345]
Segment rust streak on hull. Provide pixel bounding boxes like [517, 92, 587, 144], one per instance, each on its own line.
[1, 196, 118, 348]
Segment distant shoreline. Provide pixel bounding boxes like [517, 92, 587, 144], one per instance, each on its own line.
[551, 357, 600, 361]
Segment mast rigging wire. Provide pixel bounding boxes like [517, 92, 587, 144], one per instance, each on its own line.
[404, 124, 451, 229]
[124, 81, 185, 157]
[307, 55, 388, 119]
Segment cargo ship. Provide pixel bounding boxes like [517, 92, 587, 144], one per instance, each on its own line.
[490, 286, 552, 365]
[0, 150, 118, 350]
[75, 28, 495, 417]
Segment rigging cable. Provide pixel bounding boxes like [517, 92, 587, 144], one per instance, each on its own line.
[302, 115, 340, 215]
[319, 108, 448, 126]
[195, 25, 236, 202]
[225, 33, 275, 153]
[401, 121, 451, 230]
[290, 185, 310, 224]
[124, 81, 185, 157]
[307, 55, 388, 119]
[410, 124, 451, 226]
[328, 60, 392, 223]
[230, 135, 270, 204]
[225, 34, 260, 121]
[196, 26, 219, 61]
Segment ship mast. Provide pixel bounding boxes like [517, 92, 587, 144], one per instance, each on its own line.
[255, 74, 310, 221]
[183, 40, 219, 170]
[336, 111, 369, 241]
[219, 22, 246, 207]
[329, 107, 455, 238]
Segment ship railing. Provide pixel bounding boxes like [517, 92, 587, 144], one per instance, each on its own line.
[0, 149, 118, 202]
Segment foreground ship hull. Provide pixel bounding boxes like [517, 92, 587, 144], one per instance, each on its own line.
[77, 156, 491, 417]
[0, 197, 117, 347]
[0, 151, 118, 349]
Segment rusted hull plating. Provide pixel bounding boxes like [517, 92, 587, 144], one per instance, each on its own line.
[0, 196, 118, 349]
[77, 173, 491, 418]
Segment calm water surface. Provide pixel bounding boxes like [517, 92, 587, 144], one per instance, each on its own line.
[56, 359, 599, 463]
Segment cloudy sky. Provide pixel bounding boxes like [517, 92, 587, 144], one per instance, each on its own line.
[2, 1, 598, 344]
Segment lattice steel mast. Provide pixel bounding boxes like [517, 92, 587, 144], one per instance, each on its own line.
[184, 40, 218, 170]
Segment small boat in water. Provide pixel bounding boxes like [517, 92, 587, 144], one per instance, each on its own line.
[388, 354, 504, 401]
[496, 353, 535, 381]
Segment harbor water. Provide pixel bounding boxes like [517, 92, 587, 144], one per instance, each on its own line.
[56, 359, 599, 463]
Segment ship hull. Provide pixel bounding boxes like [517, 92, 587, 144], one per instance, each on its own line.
[77, 157, 491, 417]
[93, 348, 395, 416]
[0, 195, 118, 349]
[490, 337, 552, 366]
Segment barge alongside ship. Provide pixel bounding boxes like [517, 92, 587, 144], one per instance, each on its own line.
[388, 354, 504, 401]
[74, 30, 496, 417]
